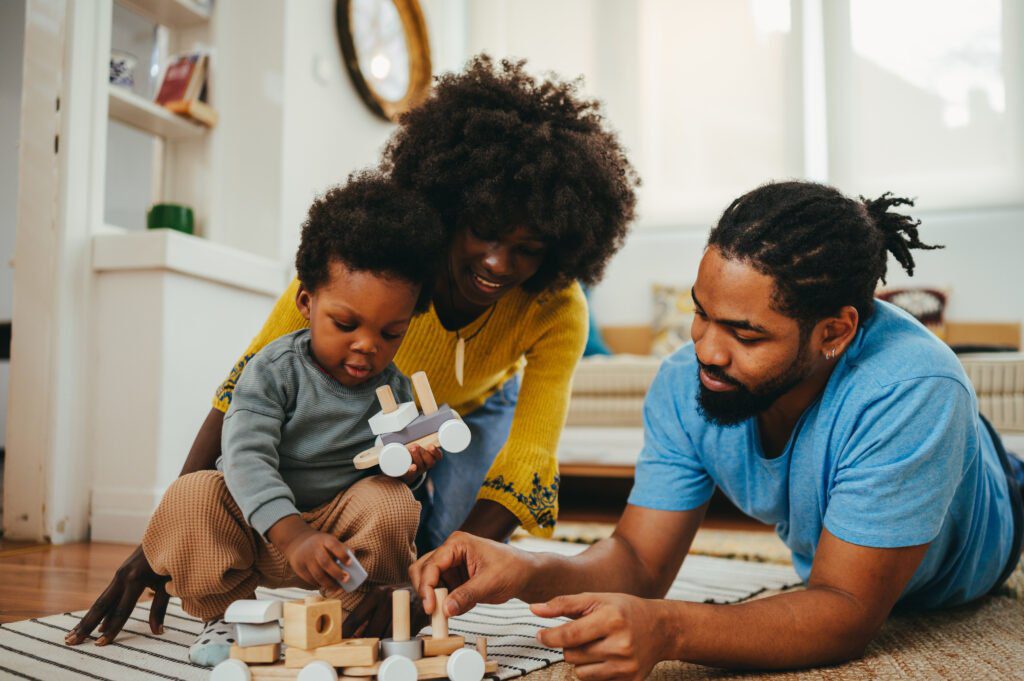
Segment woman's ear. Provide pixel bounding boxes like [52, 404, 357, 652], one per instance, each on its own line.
[295, 285, 313, 322]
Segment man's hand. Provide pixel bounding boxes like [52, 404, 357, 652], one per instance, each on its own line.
[408, 531, 535, 617]
[402, 443, 443, 485]
[533, 593, 675, 681]
[65, 545, 170, 646]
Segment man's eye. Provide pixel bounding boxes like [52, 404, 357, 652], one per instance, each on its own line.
[736, 336, 761, 345]
[519, 246, 545, 257]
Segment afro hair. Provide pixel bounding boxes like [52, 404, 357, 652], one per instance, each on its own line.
[295, 169, 446, 312]
[382, 54, 640, 293]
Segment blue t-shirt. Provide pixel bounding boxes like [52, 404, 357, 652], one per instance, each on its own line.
[629, 301, 1015, 609]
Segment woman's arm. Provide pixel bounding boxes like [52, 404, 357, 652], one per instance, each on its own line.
[474, 284, 589, 537]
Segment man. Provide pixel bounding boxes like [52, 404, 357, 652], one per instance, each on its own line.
[408, 181, 1023, 678]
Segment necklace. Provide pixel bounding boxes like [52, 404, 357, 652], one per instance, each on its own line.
[446, 270, 497, 386]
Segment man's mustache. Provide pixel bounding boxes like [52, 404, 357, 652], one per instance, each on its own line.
[697, 361, 744, 389]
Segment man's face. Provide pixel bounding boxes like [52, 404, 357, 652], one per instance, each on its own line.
[690, 247, 816, 426]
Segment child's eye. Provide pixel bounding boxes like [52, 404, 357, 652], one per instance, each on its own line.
[518, 246, 545, 257]
[334, 321, 356, 332]
[382, 332, 403, 341]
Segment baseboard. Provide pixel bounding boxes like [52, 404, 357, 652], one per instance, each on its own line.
[89, 486, 164, 544]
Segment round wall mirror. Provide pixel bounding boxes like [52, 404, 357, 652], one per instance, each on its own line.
[336, 0, 432, 121]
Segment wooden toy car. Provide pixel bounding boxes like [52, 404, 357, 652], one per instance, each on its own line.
[353, 372, 471, 477]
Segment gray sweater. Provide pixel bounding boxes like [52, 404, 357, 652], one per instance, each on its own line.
[218, 329, 414, 535]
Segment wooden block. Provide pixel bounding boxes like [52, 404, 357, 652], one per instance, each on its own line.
[225, 599, 283, 624]
[377, 385, 398, 413]
[283, 596, 343, 650]
[392, 589, 410, 641]
[284, 638, 379, 668]
[475, 636, 487, 660]
[430, 588, 448, 639]
[411, 372, 438, 415]
[236, 621, 282, 647]
[421, 634, 463, 656]
[231, 642, 280, 664]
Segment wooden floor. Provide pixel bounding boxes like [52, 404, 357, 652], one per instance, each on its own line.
[0, 540, 138, 624]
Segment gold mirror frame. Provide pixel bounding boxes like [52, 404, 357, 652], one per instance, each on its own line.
[335, 0, 432, 122]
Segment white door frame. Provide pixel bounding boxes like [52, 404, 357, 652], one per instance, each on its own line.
[4, 0, 109, 543]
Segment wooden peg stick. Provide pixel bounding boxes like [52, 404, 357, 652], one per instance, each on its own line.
[393, 589, 410, 641]
[411, 371, 438, 415]
[376, 385, 398, 414]
[431, 588, 449, 639]
[476, 636, 487, 660]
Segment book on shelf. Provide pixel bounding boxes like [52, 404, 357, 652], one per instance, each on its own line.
[155, 51, 217, 128]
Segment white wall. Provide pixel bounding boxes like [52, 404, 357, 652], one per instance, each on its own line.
[590, 207, 1024, 331]
[276, 0, 469, 266]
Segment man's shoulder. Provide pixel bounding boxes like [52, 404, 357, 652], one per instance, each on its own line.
[844, 301, 970, 391]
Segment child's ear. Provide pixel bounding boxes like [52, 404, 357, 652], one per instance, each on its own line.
[295, 285, 313, 321]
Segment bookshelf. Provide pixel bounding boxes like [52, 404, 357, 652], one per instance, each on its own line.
[107, 85, 206, 140]
[117, 0, 210, 29]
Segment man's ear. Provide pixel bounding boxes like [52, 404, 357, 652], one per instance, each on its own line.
[296, 284, 313, 322]
[819, 305, 859, 359]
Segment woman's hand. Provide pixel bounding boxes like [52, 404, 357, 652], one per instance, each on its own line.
[64, 545, 170, 646]
[401, 443, 443, 485]
[342, 584, 429, 638]
[408, 531, 535, 617]
[532, 593, 677, 681]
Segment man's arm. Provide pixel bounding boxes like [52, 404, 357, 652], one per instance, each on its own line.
[537, 528, 929, 674]
[411, 503, 706, 616]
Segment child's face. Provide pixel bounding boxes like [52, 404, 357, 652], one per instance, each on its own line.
[296, 261, 420, 387]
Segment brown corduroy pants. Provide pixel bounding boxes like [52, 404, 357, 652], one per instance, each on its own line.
[141, 471, 420, 621]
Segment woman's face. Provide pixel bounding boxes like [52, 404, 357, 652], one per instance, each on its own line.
[448, 224, 548, 307]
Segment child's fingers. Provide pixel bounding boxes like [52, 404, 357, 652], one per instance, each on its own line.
[308, 561, 338, 592]
[322, 536, 352, 565]
[317, 550, 349, 587]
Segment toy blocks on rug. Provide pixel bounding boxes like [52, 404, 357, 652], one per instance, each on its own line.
[354, 372, 472, 477]
[213, 588, 495, 681]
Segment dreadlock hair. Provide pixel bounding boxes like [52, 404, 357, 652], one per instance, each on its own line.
[707, 181, 942, 330]
[381, 54, 639, 293]
[295, 169, 446, 313]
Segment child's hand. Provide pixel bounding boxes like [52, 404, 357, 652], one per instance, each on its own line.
[269, 516, 352, 592]
[402, 443, 443, 484]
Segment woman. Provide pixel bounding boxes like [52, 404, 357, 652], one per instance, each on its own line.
[66, 55, 638, 646]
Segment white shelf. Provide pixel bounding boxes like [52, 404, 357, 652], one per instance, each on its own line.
[108, 85, 206, 140]
[92, 229, 286, 296]
[117, 0, 210, 28]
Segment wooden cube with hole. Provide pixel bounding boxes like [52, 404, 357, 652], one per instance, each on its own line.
[282, 595, 343, 650]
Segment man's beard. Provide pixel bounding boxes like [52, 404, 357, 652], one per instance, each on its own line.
[696, 345, 812, 427]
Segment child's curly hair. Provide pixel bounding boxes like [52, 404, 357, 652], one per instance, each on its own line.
[383, 54, 640, 293]
[296, 169, 446, 312]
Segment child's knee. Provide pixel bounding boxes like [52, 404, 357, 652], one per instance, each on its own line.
[162, 470, 229, 507]
[348, 476, 421, 546]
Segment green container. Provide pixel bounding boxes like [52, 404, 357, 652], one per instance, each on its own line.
[147, 203, 194, 235]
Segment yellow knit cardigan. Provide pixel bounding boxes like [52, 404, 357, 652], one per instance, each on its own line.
[213, 278, 588, 536]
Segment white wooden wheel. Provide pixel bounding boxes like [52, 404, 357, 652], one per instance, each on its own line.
[378, 655, 418, 681]
[378, 442, 412, 477]
[298, 660, 338, 681]
[210, 658, 251, 681]
[447, 648, 486, 681]
[437, 419, 471, 453]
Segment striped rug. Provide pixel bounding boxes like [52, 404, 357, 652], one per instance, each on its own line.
[0, 539, 801, 680]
